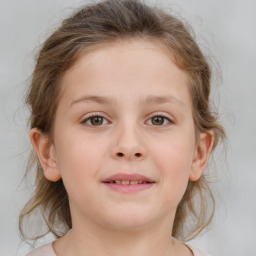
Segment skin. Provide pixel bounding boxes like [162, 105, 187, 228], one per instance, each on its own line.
[30, 39, 214, 256]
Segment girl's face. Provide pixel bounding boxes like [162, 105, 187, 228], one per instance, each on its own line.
[33, 40, 212, 232]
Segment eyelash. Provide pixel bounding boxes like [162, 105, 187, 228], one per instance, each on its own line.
[81, 113, 173, 127]
[81, 113, 110, 126]
[146, 114, 173, 126]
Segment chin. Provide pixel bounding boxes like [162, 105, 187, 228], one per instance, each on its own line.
[97, 206, 158, 232]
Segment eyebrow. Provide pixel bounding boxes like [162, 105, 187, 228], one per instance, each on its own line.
[144, 95, 186, 109]
[70, 95, 116, 107]
[70, 94, 186, 109]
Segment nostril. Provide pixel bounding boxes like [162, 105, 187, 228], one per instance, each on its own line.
[115, 152, 143, 158]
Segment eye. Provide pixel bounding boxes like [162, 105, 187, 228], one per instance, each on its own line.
[146, 115, 173, 126]
[82, 114, 109, 126]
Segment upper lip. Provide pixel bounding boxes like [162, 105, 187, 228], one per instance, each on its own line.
[102, 173, 155, 183]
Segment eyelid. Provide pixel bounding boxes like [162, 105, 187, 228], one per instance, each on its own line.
[145, 112, 175, 125]
[80, 112, 111, 126]
[80, 111, 174, 126]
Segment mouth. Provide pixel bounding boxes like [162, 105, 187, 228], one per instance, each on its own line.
[102, 173, 155, 193]
[104, 180, 153, 185]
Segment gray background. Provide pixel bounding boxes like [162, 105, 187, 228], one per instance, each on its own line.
[1, 0, 255, 255]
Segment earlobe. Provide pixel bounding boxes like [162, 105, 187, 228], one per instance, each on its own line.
[190, 131, 214, 181]
[30, 128, 61, 182]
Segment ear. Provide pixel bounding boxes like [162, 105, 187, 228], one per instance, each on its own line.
[30, 128, 61, 182]
[190, 131, 214, 181]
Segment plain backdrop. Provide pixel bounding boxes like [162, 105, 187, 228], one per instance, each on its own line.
[1, 0, 255, 255]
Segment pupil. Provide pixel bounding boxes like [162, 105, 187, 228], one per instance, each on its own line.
[152, 116, 164, 125]
[91, 116, 103, 125]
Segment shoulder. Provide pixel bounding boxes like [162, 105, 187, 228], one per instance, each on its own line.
[187, 245, 212, 256]
[26, 243, 56, 256]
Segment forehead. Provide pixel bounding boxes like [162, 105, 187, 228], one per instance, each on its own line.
[60, 39, 191, 108]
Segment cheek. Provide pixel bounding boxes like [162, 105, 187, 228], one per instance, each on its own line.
[150, 135, 195, 200]
[54, 132, 105, 194]
[55, 128, 104, 168]
[153, 136, 195, 173]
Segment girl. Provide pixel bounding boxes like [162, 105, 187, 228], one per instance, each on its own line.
[20, 0, 225, 255]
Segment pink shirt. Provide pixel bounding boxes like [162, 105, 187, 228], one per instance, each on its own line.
[26, 243, 211, 256]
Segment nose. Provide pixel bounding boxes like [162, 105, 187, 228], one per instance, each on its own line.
[111, 126, 147, 161]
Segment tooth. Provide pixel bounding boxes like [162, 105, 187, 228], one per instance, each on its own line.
[130, 181, 139, 185]
[138, 180, 143, 184]
[115, 180, 121, 184]
[121, 180, 129, 185]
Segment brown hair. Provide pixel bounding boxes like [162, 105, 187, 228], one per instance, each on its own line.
[20, 0, 225, 242]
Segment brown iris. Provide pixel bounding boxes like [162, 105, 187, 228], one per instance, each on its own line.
[151, 116, 165, 125]
[90, 116, 104, 125]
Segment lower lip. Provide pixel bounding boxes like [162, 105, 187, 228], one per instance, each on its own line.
[103, 183, 154, 193]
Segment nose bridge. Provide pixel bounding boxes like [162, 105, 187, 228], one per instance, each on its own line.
[111, 118, 147, 160]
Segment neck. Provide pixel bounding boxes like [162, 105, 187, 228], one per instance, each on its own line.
[54, 215, 192, 256]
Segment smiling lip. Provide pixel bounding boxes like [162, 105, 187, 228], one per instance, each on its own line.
[102, 173, 155, 193]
